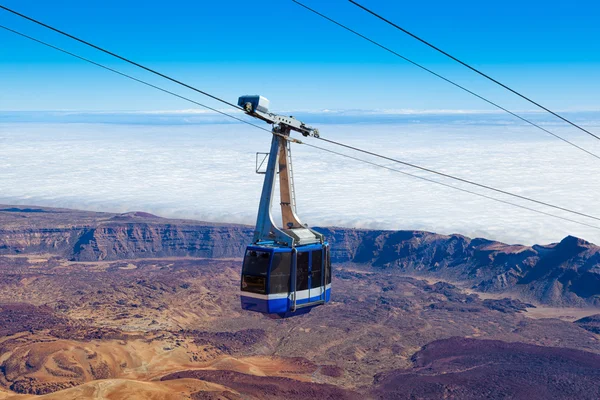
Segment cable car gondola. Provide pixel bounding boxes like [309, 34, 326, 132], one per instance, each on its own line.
[238, 95, 331, 318]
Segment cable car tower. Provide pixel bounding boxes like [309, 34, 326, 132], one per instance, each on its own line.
[238, 95, 331, 318]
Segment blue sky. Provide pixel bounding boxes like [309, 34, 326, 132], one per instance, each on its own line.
[2, 0, 600, 112]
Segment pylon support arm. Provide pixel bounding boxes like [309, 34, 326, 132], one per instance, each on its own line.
[252, 126, 323, 247]
[240, 95, 323, 247]
[238, 95, 319, 138]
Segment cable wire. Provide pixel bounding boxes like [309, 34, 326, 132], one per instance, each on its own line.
[0, 25, 272, 134]
[317, 136, 600, 223]
[304, 142, 600, 231]
[4, 2, 600, 159]
[348, 0, 600, 142]
[3, 24, 600, 228]
[5, 2, 597, 160]
[291, 0, 600, 161]
[0, 25, 307, 146]
[0, 4, 243, 111]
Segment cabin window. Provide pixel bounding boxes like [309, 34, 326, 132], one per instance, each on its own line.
[296, 251, 309, 291]
[241, 250, 270, 294]
[269, 252, 292, 294]
[242, 250, 270, 276]
[241, 275, 266, 294]
[311, 249, 322, 288]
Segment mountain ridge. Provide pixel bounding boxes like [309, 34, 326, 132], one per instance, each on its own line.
[1, 205, 599, 306]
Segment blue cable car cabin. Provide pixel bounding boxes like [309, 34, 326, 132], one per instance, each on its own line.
[237, 95, 331, 317]
[240, 243, 332, 316]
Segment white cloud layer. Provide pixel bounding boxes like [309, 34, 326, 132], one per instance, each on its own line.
[1, 120, 600, 246]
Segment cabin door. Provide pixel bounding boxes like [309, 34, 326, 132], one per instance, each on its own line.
[309, 249, 323, 301]
[296, 251, 310, 303]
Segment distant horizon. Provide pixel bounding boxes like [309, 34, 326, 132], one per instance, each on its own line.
[4, 108, 600, 114]
[3, 108, 600, 126]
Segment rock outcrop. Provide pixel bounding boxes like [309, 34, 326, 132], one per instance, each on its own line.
[575, 314, 600, 334]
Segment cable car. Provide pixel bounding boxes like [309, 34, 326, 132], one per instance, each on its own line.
[238, 95, 331, 318]
[241, 243, 331, 316]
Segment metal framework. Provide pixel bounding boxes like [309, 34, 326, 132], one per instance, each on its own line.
[238, 95, 323, 248]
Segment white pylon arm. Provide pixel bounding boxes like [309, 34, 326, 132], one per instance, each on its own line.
[238, 95, 320, 138]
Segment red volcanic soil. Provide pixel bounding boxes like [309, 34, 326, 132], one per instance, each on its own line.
[189, 329, 266, 355]
[0, 303, 68, 336]
[371, 337, 600, 400]
[162, 370, 362, 400]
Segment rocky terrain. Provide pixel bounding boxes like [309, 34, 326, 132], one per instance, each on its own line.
[320, 228, 600, 307]
[370, 337, 600, 399]
[0, 254, 599, 399]
[0, 205, 600, 399]
[2, 205, 600, 306]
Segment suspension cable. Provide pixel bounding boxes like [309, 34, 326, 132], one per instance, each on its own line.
[3, 24, 600, 227]
[4, 3, 598, 161]
[290, 0, 600, 161]
[0, 4, 243, 111]
[348, 0, 600, 142]
[0, 25, 305, 144]
[303, 143, 600, 231]
[3, 3, 599, 158]
[317, 136, 600, 222]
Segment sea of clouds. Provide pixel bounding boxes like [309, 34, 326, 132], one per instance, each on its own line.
[1, 110, 600, 246]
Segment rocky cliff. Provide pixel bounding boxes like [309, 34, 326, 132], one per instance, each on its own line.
[72, 221, 251, 261]
[1, 205, 599, 306]
[0, 206, 252, 261]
